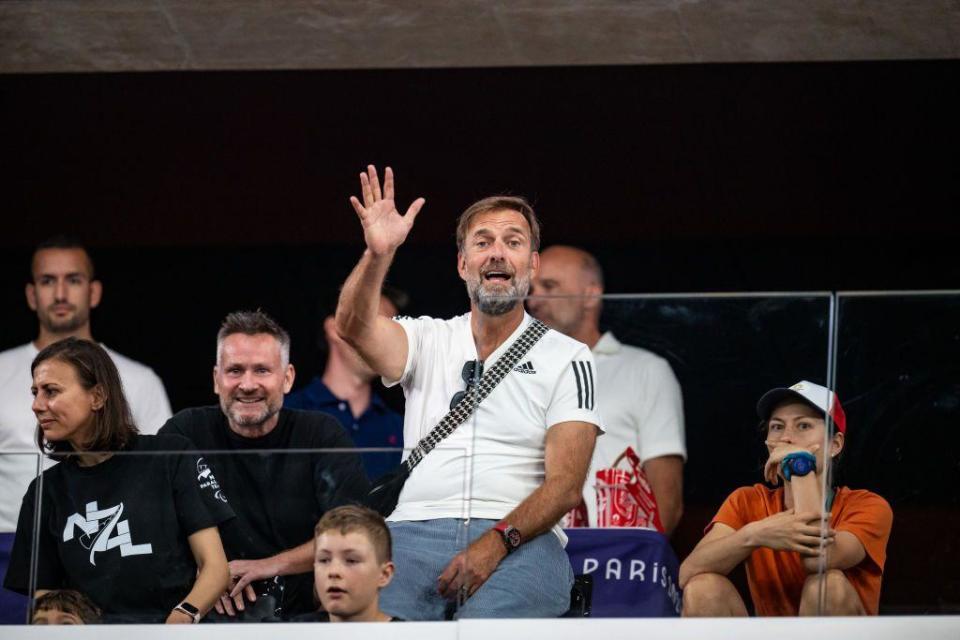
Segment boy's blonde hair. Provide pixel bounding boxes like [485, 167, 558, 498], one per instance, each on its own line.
[315, 505, 392, 563]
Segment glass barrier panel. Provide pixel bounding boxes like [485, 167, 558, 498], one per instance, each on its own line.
[457, 394, 483, 620]
[1, 451, 43, 624]
[523, 292, 833, 617]
[824, 292, 960, 615]
[25, 446, 466, 623]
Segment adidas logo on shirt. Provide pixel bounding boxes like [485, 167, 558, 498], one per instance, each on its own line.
[513, 361, 537, 374]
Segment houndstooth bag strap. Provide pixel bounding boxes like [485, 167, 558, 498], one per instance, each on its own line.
[403, 319, 550, 471]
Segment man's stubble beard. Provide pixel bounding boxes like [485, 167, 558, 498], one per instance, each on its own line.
[38, 305, 89, 335]
[222, 397, 281, 429]
[465, 269, 532, 317]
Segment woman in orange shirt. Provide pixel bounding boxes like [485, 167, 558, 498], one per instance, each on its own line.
[679, 381, 892, 616]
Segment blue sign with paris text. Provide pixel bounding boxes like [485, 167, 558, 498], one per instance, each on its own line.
[564, 528, 682, 617]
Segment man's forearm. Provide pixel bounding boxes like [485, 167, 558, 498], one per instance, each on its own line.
[496, 422, 595, 542]
[437, 480, 583, 599]
[498, 475, 583, 542]
[657, 492, 683, 536]
[643, 455, 684, 535]
[454, 422, 595, 592]
[271, 540, 315, 576]
[335, 249, 394, 345]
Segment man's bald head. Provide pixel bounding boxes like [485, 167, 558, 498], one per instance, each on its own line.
[539, 245, 604, 290]
[528, 245, 604, 343]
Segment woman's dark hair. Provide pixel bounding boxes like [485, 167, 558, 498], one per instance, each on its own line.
[31, 337, 138, 456]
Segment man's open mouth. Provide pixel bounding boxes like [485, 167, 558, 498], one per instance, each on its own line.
[483, 270, 512, 282]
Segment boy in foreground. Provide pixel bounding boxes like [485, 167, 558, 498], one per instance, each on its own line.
[31, 590, 101, 625]
[299, 505, 399, 622]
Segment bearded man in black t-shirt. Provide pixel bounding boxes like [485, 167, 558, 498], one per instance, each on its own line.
[159, 311, 369, 620]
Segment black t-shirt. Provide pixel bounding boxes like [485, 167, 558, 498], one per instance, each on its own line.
[158, 407, 370, 618]
[3, 434, 234, 623]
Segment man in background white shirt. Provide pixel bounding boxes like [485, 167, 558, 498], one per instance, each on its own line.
[528, 245, 686, 534]
[0, 237, 171, 623]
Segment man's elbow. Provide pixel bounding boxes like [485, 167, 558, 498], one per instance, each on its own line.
[555, 484, 585, 515]
[334, 309, 362, 347]
[333, 307, 349, 338]
[338, 327, 361, 349]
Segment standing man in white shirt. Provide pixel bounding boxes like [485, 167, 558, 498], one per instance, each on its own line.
[336, 166, 602, 619]
[528, 245, 686, 534]
[0, 237, 172, 622]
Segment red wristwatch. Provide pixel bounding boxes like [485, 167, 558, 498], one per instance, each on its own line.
[493, 521, 521, 554]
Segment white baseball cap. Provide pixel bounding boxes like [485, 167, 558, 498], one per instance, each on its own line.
[756, 380, 847, 433]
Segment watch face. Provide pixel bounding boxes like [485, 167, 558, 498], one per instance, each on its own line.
[505, 527, 521, 548]
[178, 602, 199, 616]
[791, 457, 814, 475]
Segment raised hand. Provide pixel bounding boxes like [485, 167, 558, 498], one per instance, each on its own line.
[349, 165, 425, 257]
[746, 509, 835, 557]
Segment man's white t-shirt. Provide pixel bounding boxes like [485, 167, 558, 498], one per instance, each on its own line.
[0, 342, 172, 531]
[584, 332, 686, 527]
[385, 312, 603, 528]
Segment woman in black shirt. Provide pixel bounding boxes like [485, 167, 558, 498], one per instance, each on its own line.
[4, 338, 233, 623]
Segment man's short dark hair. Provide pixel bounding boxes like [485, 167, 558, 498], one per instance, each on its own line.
[217, 310, 291, 367]
[455, 196, 541, 253]
[30, 235, 95, 281]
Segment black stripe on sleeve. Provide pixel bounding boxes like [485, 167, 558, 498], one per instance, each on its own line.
[571, 362, 583, 409]
[577, 361, 591, 411]
[585, 361, 596, 410]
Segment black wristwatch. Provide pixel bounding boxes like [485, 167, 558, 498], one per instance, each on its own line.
[493, 521, 521, 554]
[173, 601, 201, 623]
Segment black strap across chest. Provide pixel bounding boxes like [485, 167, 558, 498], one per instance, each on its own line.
[402, 319, 550, 472]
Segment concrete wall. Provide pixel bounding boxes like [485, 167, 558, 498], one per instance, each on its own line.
[2, 1, 958, 74]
